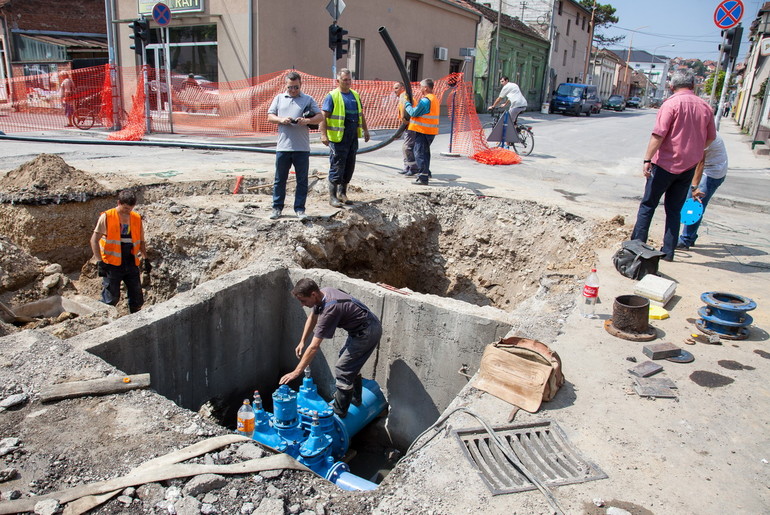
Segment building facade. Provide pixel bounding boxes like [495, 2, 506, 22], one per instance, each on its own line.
[114, 0, 480, 86]
[463, 0, 549, 110]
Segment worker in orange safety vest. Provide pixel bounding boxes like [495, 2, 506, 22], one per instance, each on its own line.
[405, 78, 439, 186]
[89, 189, 148, 313]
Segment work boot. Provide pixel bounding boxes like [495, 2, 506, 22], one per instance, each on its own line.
[338, 183, 351, 204]
[352, 375, 363, 406]
[328, 182, 342, 208]
[333, 388, 354, 418]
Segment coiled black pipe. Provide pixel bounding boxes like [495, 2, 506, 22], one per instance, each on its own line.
[0, 27, 412, 155]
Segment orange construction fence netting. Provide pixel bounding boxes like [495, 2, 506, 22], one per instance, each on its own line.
[0, 64, 519, 165]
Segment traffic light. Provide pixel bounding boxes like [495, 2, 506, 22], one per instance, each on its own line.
[729, 25, 743, 61]
[328, 24, 339, 51]
[129, 17, 150, 56]
[335, 26, 349, 61]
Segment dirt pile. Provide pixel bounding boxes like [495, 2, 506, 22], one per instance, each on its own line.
[0, 153, 109, 204]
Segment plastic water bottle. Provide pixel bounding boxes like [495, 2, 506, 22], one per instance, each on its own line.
[236, 399, 255, 438]
[581, 269, 600, 318]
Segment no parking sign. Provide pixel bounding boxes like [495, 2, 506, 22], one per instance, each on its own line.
[714, 0, 743, 30]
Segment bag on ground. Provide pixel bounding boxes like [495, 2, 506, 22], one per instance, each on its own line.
[612, 239, 666, 280]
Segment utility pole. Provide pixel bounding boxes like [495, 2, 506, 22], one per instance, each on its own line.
[490, 0, 502, 105]
[583, 0, 596, 84]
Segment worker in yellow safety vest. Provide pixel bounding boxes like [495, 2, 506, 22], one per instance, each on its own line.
[405, 78, 439, 185]
[320, 68, 370, 207]
[90, 189, 149, 313]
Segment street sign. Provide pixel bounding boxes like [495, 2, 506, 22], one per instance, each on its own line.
[326, 0, 346, 20]
[714, 0, 743, 30]
[152, 3, 172, 26]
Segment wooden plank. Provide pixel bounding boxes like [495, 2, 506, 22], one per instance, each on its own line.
[39, 374, 151, 403]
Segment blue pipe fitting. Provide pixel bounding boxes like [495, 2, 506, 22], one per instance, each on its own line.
[696, 291, 756, 340]
[327, 462, 378, 491]
[252, 392, 287, 452]
[246, 376, 388, 491]
[330, 378, 388, 456]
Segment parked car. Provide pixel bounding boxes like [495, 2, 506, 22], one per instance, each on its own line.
[603, 94, 626, 111]
[626, 96, 641, 108]
[549, 83, 601, 116]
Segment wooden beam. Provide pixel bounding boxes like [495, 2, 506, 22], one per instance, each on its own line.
[39, 374, 151, 403]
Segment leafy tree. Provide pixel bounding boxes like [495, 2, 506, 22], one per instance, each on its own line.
[579, 1, 623, 46]
[704, 70, 735, 98]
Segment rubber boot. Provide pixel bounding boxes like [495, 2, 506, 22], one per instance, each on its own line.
[328, 182, 342, 208]
[352, 374, 363, 406]
[333, 388, 354, 418]
[338, 183, 351, 204]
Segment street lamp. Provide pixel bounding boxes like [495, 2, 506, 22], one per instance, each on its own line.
[623, 26, 649, 97]
[646, 44, 675, 105]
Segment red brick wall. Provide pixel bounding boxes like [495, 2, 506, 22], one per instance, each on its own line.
[2, 0, 106, 34]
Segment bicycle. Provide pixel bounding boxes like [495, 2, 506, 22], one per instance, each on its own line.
[73, 93, 129, 130]
[483, 106, 535, 156]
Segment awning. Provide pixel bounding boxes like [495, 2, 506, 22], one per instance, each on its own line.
[18, 34, 107, 51]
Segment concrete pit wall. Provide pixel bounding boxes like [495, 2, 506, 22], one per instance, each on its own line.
[70, 266, 513, 448]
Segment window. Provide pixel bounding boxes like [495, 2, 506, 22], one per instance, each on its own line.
[554, 32, 559, 53]
[405, 53, 421, 83]
[558, 1, 563, 15]
[583, 18, 587, 31]
[563, 50, 567, 67]
[572, 40, 576, 59]
[347, 38, 362, 79]
[566, 20, 571, 36]
[576, 13, 580, 25]
[152, 24, 219, 82]
[449, 59, 462, 75]
[531, 66, 539, 91]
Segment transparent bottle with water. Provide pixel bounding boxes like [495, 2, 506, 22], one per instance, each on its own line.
[236, 399, 255, 438]
[581, 268, 600, 318]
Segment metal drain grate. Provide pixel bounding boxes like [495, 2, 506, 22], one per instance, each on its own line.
[454, 420, 607, 495]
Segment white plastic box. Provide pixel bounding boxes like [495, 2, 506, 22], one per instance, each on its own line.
[634, 274, 677, 307]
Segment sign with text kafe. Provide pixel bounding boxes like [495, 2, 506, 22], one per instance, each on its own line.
[139, 0, 203, 15]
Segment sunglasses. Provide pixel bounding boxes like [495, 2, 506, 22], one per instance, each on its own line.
[286, 85, 300, 90]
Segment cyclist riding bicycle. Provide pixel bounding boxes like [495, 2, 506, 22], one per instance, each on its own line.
[487, 76, 527, 145]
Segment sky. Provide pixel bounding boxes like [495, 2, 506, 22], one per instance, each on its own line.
[597, 0, 763, 62]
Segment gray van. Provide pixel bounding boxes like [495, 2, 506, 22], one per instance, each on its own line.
[549, 83, 601, 116]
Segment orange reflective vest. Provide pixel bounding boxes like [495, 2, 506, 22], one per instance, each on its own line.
[407, 93, 439, 135]
[99, 208, 142, 266]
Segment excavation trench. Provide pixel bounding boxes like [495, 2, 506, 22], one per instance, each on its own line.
[1, 156, 613, 484]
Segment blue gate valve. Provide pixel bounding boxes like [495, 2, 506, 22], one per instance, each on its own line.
[251, 390, 286, 452]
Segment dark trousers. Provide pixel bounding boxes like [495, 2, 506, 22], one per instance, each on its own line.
[102, 262, 143, 313]
[334, 313, 382, 391]
[414, 132, 435, 180]
[273, 151, 309, 211]
[631, 164, 695, 258]
[328, 128, 358, 185]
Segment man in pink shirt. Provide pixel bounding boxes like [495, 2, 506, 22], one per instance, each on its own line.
[631, 69, 716, 261]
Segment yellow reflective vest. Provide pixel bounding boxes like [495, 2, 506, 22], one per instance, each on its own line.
[408, 93, 439, 135]
[100, 208, 142, 266]
[326, 88, 363, 143]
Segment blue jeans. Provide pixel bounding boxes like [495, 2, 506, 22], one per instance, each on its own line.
[679, 175, 725, 247]
[273, 151, 309, 211]
[414, 132, 435, 181]
[334, 313, 382, 391]
[328, 127, 358, 185]
[631, 164, 695, 258]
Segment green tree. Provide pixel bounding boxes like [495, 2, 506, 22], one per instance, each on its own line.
[579, 1, 623, 46]
[704, 70, 735, 98]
